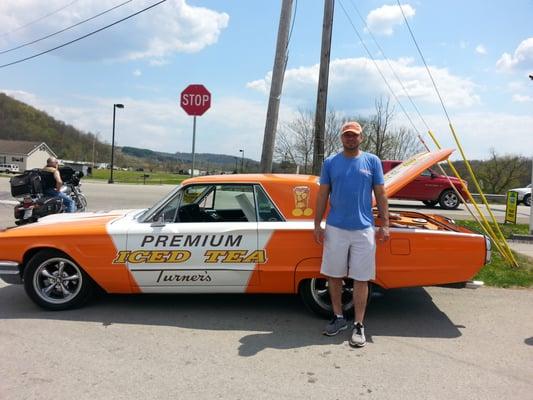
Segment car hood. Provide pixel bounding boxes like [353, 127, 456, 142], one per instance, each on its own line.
[378, 148, 454, 204]
[1, 209, 145, 235]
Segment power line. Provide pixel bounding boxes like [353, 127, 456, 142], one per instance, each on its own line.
[337, 0, 421, 136]
[0, 0, 81, 38]
[0, 0, 167, 69]
[286, 0, 298, 50]
[347, 0, 432, 132]
[396, 0, 453, 124]
[0, 0, 135, 56]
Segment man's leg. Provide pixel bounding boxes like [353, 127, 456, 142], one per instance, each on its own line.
[323, 277, 348, 336]
[320, 225, 350, 336]
[57, 192, 76, 212]
[353, 280, 368, 323]
[350, 280, 369, 347]
[328, 277, 344, 316]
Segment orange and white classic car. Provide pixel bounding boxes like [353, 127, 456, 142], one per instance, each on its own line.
[0, 149, 490, 317]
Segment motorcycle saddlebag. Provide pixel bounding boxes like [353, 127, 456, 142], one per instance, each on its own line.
[15, 197, 62, 220]
[10, 170, 43, 197]
[34, 197, 63, 218]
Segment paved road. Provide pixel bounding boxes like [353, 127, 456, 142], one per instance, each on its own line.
[0, 177, 531, 228]
[0, 282, 531, 399]
[0, 177, 532, 399]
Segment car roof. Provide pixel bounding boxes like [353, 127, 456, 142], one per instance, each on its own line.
[181, 149, 454, 214]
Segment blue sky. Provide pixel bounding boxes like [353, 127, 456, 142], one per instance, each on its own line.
[0, 0, 532, 161]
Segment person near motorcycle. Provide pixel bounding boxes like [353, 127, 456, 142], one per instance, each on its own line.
[41, 157, 76, 213]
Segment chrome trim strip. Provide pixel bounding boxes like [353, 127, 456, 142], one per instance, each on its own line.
[485, 236, 492, 264]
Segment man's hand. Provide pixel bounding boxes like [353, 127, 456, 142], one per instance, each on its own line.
[314, 225, 325, 244]
[376, 226, 390, 242]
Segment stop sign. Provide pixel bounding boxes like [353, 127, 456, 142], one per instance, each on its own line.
[180, 84, 211, 116]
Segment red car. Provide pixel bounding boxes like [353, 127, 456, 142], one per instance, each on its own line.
[382, 160, 467, 209]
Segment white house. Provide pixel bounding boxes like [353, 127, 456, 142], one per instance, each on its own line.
[0, 140, 56, 171]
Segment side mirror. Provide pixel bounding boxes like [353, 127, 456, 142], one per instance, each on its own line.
[150, 214, 166, 227]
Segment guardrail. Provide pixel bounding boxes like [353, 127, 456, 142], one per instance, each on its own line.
[470, 193, 507, 204]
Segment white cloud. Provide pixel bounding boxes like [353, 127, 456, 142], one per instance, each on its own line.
[0, 0, 229, 63]
[4, 88, 532, 162]
[133, 69, 142, 77]
[496, 37, 533, 70]
[248, 57, 480, 109]
[459, 41, 468, 49]
[417, 112, 533, 160]
[366, 4, 415, 36]
[512, 94, 533, 103]
[475, 44, 487, 55]
[2, 90, 268, 160]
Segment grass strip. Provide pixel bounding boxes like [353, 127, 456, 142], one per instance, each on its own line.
[456, 220, 533, 288]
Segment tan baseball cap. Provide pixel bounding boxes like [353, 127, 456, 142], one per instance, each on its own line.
[341, 121, 363, 134]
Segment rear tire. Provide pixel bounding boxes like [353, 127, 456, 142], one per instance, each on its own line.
[438, 189, 460, 210]
[299, 278, 373, 318]
[524, 194, 531, 207]
[23, 250, 93, 310]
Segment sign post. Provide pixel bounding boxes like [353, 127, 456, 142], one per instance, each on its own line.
[180, 84, 211, 177]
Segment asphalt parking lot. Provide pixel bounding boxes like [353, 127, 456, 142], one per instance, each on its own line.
[0, 177, 532, 399]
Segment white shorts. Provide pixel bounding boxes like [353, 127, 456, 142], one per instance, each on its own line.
[320, 224, 376, 281]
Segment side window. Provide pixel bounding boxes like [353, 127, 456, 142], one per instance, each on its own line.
[255, 185, 284, 222]
[212, 185, 257, 222]
[151, 184, 261, 223]
[420, 169, 432, 177]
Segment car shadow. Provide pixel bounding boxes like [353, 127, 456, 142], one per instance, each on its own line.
[0, 285, 462, 356]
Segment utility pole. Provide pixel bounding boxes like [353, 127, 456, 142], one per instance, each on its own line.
[529, 74, 533, 234]
[260, 0, 293, 173]
[312, 0, 335, 176]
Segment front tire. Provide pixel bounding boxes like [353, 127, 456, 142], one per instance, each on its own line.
[524, 194, 531, 207]
[76, 192, 87, 212]
[438, 189, 460, 210]
[23, 250, 93, 310]
[299, 278, 373, 318]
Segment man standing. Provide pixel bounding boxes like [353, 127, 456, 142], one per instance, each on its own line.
[314, 121, 389, 347]
[42, 157, 76, 213]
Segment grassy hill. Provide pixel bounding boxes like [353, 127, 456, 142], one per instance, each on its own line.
[0, 92, 259, 172]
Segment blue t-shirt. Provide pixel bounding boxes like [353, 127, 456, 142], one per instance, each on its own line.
[319, 152, 384, 230]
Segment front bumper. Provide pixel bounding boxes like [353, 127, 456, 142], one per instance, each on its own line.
[0, 261, 22, 284]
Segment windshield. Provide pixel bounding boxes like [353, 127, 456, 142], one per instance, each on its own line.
[137, 184, 183, 222]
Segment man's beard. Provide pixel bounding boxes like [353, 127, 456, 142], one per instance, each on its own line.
[343, 143, 359, 151]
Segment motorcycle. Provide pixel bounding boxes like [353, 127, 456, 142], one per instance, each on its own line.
[10, 167, 87, 225]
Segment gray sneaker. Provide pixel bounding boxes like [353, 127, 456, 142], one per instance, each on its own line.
[349, 322, 366, 347]
[323, 316, 348, 336]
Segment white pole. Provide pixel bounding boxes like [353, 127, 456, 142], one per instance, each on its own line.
[529, 155, 533, 234]
[191, 116, 196, 177]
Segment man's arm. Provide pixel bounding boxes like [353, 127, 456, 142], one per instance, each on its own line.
[53, 170, 63, 191]
[374, 184, 390, 241]
[313, 184, 330, 244]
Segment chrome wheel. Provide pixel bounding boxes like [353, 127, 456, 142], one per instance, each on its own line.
[439, 189, 460, 210]
[308, 278, 353, 315]
[33, 257, 83, 305]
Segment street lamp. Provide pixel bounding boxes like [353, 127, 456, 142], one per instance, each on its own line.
[234, 157, 238, 174]
[108, 103, 124, 184]
[239, 149, 244, 173]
